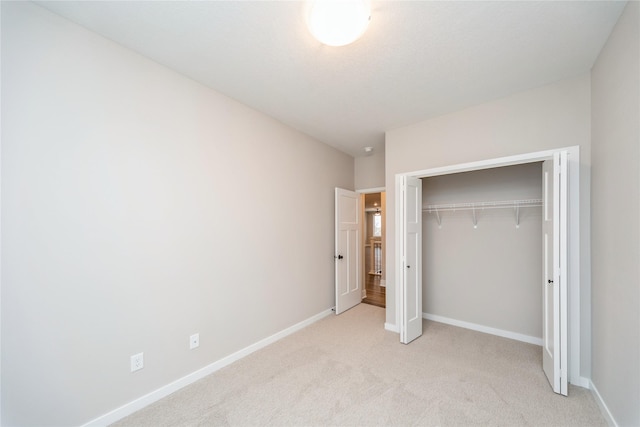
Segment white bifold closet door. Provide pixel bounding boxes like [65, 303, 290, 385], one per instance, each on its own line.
[401, 176, 422, 344]
[542, 153, 568, 396]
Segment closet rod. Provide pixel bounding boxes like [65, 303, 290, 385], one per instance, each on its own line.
[422, 198, 542, 213]
[423, 198, 542, 229]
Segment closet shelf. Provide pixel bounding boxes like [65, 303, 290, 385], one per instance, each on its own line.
[423, 199, 542, 213]
[423, 198, 542, 228]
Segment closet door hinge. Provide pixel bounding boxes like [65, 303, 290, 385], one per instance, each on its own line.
[555, 156, 563, 177]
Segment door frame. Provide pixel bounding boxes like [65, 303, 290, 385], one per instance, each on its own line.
[394, 146, 582, 387]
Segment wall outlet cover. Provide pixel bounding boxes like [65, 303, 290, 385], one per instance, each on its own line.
[130, 352, 144, 372]
[190, 333, 199, 349]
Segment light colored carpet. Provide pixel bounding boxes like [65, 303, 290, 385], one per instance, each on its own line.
[113, 304, 605, 426]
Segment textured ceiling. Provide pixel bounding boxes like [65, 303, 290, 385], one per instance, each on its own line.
[36, 1, 626, 158]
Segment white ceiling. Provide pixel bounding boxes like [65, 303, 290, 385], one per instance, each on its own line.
[36, 1, 626, 158]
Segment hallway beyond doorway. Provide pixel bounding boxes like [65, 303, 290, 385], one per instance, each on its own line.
[363, 274, 385, 308]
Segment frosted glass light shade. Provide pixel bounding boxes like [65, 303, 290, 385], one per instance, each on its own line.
[307, 0, 371, 47]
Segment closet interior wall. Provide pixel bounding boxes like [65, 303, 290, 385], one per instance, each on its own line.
[422, 163, 543, 340]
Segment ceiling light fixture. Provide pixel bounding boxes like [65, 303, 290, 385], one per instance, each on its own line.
[306, 0, 371, 47]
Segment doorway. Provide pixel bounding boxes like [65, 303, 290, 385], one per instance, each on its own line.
[335, 188, 387, 315]
[362, 192, 386, 308]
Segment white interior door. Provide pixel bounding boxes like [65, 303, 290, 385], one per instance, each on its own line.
[335, 188, 361, 314]
[542, 152, 568, 395]
[401, 176, 422, 344]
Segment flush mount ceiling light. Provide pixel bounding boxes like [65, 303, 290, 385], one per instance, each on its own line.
[306, 0, 371, 47]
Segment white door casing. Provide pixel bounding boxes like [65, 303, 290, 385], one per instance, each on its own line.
[400, 176, 422, 344]
[542, 152, 568, 395]
[335, 188, 361, 314]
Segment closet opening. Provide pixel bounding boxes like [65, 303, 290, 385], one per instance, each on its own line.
[396, 147, 580, 395]
[422, 163, 543, 346]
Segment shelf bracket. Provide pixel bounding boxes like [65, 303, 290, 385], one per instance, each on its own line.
[515, 204, 521, 228]
[434, 208, 442, 228]
[472, 206, 478, 229]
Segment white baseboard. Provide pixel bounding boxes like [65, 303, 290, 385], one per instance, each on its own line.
[82, 308, 334, 427]
[384, 322, 399, 333]
[422, 313, 543, 346]
[590, 381, 618, 427]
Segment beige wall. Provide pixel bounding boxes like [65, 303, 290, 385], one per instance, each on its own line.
[355, 149, 385, 190]
[385, 74, 591, 376]
[590, 2, 640, 426]
[1, 3, 353, 425]
[423, 163, 543, 339]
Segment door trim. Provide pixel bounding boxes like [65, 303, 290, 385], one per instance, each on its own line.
[394, 146, 581, 386]
[356, 187, 385, 194]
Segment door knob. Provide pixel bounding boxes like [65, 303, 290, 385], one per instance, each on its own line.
[548, 279, 554, 284]
[337, 255, 344, 260]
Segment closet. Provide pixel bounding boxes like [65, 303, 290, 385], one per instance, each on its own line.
[421, 162, 543, 342]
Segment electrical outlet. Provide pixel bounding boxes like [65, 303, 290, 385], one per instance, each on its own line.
[130, 352, 144, 372]
[190, 333, 199, 350]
